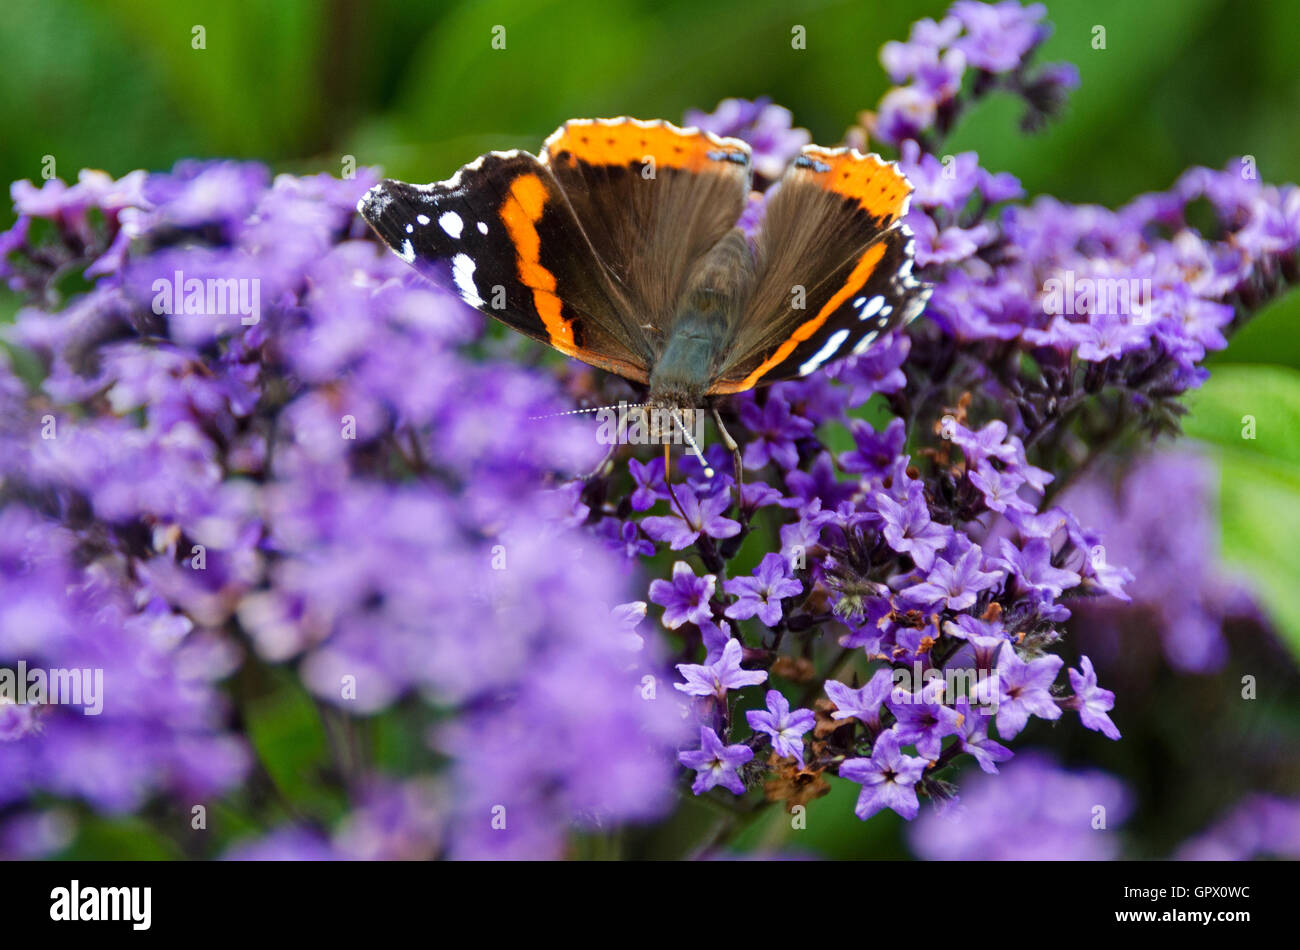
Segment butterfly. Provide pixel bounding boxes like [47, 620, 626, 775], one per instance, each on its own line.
[358, 117, 928, 420]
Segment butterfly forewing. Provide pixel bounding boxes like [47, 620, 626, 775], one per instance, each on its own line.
[542, 118, 753, 334]
[358, 151, 653, 383]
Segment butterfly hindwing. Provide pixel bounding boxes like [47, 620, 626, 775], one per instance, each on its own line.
[358, 151, 653, 383]
[709, 146, 929, 394]
[542, 118, 752, 333]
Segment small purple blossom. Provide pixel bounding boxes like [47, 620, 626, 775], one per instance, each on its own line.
[839, 729, 929, 820]
[983, 642, 1064, 739]
[641, 484, 740, 550]
[825, 669, 895, 731]
[675, 638, 768, 700]
[724, 553, 803, 626]
[1065, 656, 1121, 740]
[953, 697, 1014, 773]
[887, 679, 965, 760]
[874, 488, 954, 571]
[679, 726, 754, 796]
[901, 545, 1001, 611]
[737, 392, 815, 470]
[649, 561, 716, 629]
[746, 690, 816, 767]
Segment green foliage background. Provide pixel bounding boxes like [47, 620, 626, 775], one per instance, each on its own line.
[3, 0, 1298, 859]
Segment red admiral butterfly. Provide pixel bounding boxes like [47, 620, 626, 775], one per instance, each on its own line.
[358, 117, 928, 417]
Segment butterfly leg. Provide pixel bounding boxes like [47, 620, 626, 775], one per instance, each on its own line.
[577, 440, 619, 481]
[711, 406, 744, 499]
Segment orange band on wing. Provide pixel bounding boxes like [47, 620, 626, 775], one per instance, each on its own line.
[545, 119, 749, 172]
[793, 146, 910, 223]
[500, 173, 576, 353]
[716, 240, 889, 393]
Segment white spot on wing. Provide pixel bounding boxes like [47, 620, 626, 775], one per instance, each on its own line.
[852, 329, 880, 355]
[451, 253, 484, 306]
[798, 328, 850, 376]
[856, 295, 885, 321]
[398, 240, 416, 263]
[439, 211, 463, 238]
[477, 221, 488, 234]
[417, 214, 430, 225]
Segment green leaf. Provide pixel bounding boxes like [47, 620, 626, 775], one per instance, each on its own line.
[1183, 364, 1300, 658]
[242, 670, 349, 822]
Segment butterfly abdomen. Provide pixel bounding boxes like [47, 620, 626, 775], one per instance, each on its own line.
[648, 229, 755, 408]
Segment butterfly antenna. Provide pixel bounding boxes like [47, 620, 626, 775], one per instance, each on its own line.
[671, 409, 714, 479]
[527, 402, 649, 421]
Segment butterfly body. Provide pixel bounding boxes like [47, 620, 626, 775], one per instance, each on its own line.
[358, 117, 929, 409]
[648, 227, 755, 409]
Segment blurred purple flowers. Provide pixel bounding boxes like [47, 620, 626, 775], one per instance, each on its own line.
[1, 0, 1297, 861]
[1, 161, 687, 859]
[909, 754, 1132, 860]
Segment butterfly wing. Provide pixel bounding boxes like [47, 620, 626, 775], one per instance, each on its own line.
[708, 146, 930, 394]
[358, 150, 653, 383]
[541, 118, 753, 334]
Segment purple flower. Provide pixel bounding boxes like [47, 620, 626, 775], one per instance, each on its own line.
[1065, 656, 1120, 740]
[738, 393, 815, 470]
[886, 679, 966, 760]
[839, 729, 929, 820]
[679, 726, 754, 796]
[969, 460, 1037, 515]
[675, 638, 768, 700]
[873, 85, 938, 146]
[951, 0, 1048, 73]
[901, 544, 1001, 611]
[649, 560, 716, 629]
[902, 144, 985, 213]
[948, 418, 1014, 464]
[825, 669, 894, 731]
[841, 417, 907, 476]
[683, 97, 811, 181]
[778, 498, 837, 560]
[953, 696, 1014, 773]
[641, 484, 740, 550]
[597, 517, 655, 562]
[746, 691, 816, 767]
[874, 488, 953, 571]
[997, 537, 1081, 599]
[724, 553, 803, 626]
[628, 456, 667, 511]
[983, 643, 1064, 739]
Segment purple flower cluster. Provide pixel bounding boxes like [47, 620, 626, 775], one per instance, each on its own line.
[1063, 450, 1262, 672]
[1, 161, 687, 859]
[1174, 794, 1300, 860]
[869, 1, 1078, 147]
[684, 97, 811, 182]
[612, 2, 1295, 835]
[909, 753, 1133, 860]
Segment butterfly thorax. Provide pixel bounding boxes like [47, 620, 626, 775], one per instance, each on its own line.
[647, 229, 756, 409]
